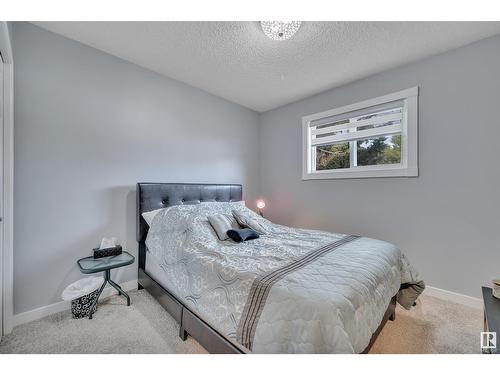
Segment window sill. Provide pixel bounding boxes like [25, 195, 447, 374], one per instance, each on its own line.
[302, 167, 418, 180]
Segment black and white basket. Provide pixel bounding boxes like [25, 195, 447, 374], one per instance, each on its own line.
[71, 289, 99, 318]
[62, 276, 104, 319]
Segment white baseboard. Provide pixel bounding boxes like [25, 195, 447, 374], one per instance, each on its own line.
[12, 279, 138, 327]
[423, 285, 483, 309]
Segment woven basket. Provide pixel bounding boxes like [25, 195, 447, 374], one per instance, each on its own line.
[71, 289, 99, 318]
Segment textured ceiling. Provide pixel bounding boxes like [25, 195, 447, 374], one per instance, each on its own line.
[32, 22, 500, 112]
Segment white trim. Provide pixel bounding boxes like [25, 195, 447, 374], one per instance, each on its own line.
[304, 165, 418, 180]
[423, 285, 483, 310]
[302, 87, 419, 180]
[0, 21, 14, 336]
[12, 279, 138, 327]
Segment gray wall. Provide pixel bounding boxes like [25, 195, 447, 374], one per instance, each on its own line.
[13, 23, 260, 314]
[259, 34, 500, 298]
[13, 21, 500, 316]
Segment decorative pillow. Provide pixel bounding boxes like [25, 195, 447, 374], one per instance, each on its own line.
[142, 208, 166, 227]
[207, 213, 240, 241]
[226, 228, 260, 243]
[232, 210, 268, 235]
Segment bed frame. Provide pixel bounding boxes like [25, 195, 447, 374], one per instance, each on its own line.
[136, 182, 396, 354]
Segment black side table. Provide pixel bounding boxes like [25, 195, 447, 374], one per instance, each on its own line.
[77, 251, 135, 319]
[482, 287, 500, 354]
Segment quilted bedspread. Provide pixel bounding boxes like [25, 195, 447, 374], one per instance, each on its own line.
[145, 202, 424, 353]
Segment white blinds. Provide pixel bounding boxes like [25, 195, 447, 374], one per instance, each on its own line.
[310, 102, 404, 147]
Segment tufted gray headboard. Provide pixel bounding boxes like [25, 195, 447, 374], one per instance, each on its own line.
[136, 182, 243, 244]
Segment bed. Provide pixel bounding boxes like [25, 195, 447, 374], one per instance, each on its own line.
[136, 183, 424, 354]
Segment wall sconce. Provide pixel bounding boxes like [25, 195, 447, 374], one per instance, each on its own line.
[256, 200, 266, 217]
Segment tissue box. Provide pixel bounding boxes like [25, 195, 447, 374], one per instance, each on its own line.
[93, 245, 122, 259]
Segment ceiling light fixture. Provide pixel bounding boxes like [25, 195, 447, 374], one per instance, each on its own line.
[261, 21, 302, 41]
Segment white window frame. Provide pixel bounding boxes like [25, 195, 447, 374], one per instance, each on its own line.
[302, 87, 418, 180]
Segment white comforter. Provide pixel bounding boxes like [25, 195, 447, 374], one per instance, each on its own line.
[145, 202, 424, 353]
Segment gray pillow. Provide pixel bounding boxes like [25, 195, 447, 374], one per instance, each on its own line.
[208, 213, 240, 241]
[232, 210, 268, 235]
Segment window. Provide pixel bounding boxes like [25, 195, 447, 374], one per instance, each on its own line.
[302, 87, 418, 179]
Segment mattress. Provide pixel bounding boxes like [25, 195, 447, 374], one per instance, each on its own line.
[145, 250, 172, 295]
[144, 202, 424, 353]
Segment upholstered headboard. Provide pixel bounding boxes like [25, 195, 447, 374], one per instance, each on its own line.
[136, 182, 243, 244]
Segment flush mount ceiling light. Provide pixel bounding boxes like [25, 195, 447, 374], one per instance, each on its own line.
[261, 21, 302, 41]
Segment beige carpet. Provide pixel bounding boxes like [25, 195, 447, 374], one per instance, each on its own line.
[0, 290, 482, 354]
[370, 294, 483, 354]
[0, 290, 207, 354]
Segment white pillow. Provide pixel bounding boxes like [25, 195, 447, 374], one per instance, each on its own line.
[232, 210, 268, 235]
[207, 213, 240, 241]
[142, 208, 165, 227]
